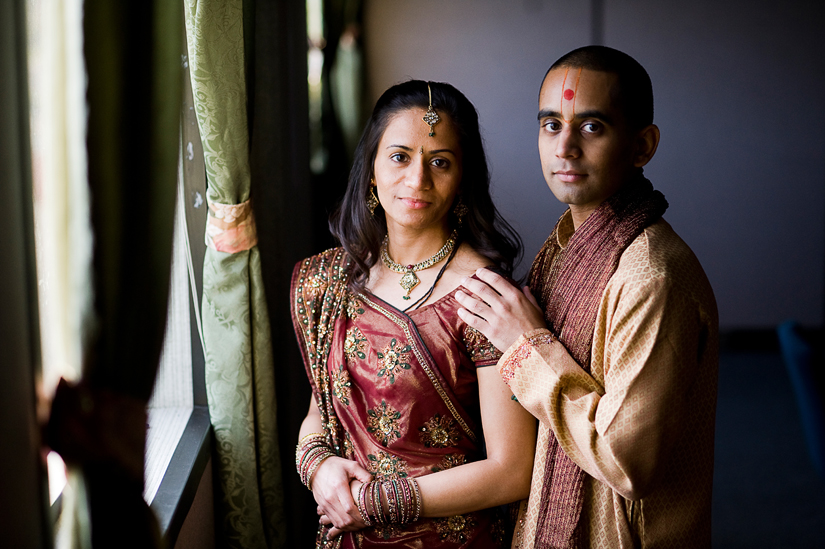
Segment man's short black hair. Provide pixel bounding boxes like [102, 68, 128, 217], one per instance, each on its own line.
[546, 45, 653, 130]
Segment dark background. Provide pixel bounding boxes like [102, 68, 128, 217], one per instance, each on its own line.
[364, 0, 825, 330]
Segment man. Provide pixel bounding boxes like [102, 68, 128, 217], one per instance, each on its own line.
[456, 46, 718, 548]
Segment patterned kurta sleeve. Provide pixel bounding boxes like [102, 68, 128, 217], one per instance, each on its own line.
[498, 264, 711, 501]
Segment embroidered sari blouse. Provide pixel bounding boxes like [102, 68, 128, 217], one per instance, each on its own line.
[292, 248, 507, 548]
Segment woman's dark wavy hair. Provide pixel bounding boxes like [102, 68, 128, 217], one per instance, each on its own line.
[329, 79, 522, 289]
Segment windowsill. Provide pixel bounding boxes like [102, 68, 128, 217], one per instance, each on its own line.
[148, 405, 212, 545]
[47, 405, 211, 545]
[145, 406, 193, 503]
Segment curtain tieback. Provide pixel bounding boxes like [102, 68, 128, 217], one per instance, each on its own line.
[206, 198, 258, 253]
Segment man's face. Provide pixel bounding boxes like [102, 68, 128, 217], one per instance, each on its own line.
[537, 67, 638, 220]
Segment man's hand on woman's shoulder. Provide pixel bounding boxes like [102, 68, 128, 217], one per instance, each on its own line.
[456, 268, 547, 352]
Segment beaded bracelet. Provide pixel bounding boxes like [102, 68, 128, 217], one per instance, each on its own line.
[357, 482, 372, 526]
[304, 448, 334, 488]
[384, 479, 399, 523]
[410, 477, 422, 522]
[295, 433, 335, 490]
[372, 480, 385, 524]
[356, 477, 422, 525]
[396, 478, 411, 524]
[295, 433, 325, 473]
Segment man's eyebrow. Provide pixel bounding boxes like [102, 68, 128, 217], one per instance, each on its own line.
[537, 109, 615, 126]
[537, 109, 560, 121]
[575, 110, 615, 125]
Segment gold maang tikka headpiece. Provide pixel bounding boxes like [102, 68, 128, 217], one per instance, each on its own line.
[423, 82, 440, 137]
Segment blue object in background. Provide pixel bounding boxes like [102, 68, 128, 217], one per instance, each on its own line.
[777, 320, 825, 478]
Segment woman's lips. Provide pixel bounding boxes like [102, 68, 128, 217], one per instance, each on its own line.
[400, 198, 431, 209]
[554, 171, 587, 183]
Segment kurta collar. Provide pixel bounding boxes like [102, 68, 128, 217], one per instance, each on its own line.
[555, 209, 575, 249]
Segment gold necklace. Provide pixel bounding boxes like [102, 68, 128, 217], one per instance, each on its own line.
[381, 230, 458, 300]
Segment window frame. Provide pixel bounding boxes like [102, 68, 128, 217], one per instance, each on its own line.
[145, 43, 211, 546]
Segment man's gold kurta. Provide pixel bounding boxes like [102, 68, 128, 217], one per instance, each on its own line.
[500, 213, 718, 548]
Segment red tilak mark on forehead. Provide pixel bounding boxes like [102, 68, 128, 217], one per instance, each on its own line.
[560, 68, 570, 114]
[559, 67, 583, 123]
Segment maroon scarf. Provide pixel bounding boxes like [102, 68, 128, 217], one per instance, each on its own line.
[527, 177, 667, 548]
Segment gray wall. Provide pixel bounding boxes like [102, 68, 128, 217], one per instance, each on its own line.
[364, 0, 825, 329]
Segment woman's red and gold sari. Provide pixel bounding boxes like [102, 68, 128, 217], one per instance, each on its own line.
[291, 248, 510, 548]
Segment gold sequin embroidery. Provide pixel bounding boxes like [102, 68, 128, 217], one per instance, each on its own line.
[331, 364, 351, 405]
[367, 450, 409, 479]
[463, 324, 500, 362]
[343, 326, 367, 361]
[436, 514, 477, 543]
[419, 413, 462, 448]
[367, 400, 403, 446]
[376, 338, 412, 384]
[431, 453, 467, 473]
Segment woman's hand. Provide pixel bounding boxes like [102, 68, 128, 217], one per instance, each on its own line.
[320, 479, 367, 539]
[312, 457, 371, 538]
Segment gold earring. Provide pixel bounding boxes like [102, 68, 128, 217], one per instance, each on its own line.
[367, 179, 380, 216]
[453, 197, 468, 225]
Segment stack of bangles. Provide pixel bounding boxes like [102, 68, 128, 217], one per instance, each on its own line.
[356, 477, 422, 526]
[296, 433, 335, 490]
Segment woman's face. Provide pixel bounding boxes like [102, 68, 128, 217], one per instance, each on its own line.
[373, 107, 463, 235]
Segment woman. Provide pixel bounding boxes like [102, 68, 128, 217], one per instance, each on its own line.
[291, 80, 536, 548]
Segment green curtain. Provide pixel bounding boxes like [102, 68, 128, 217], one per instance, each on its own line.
[184, 1, 285, 547]
[44, 1, 183, 548]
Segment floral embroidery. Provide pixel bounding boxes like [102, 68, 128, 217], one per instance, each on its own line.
[344, 326, 368, 361]
[376, 338, 412, 384]
[526, 332, 555, 347]
[292, 249, 353, 463]
[367, 450, 409, 479]
[372, 524, 397, 541]
[463, 325, 501, 363]
[500, 344, 531, 383]
[305, 271, 327, 300]
[435, 513, 477, 543]
[331, 364, 351, 405]
[490, 511, 507, 546]
[342, 432, 354, 459]
[419, 413, 462, 448]
[367, 400, 403, 446]
[347, 295, 365, 319]
[431, 453, 466, 473]
[500, 332, 555, 383]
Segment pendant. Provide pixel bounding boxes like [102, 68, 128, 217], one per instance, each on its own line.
[399, 270, 420, 300]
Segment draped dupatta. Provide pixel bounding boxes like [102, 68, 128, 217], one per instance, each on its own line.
[291, 248, 353, 458]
